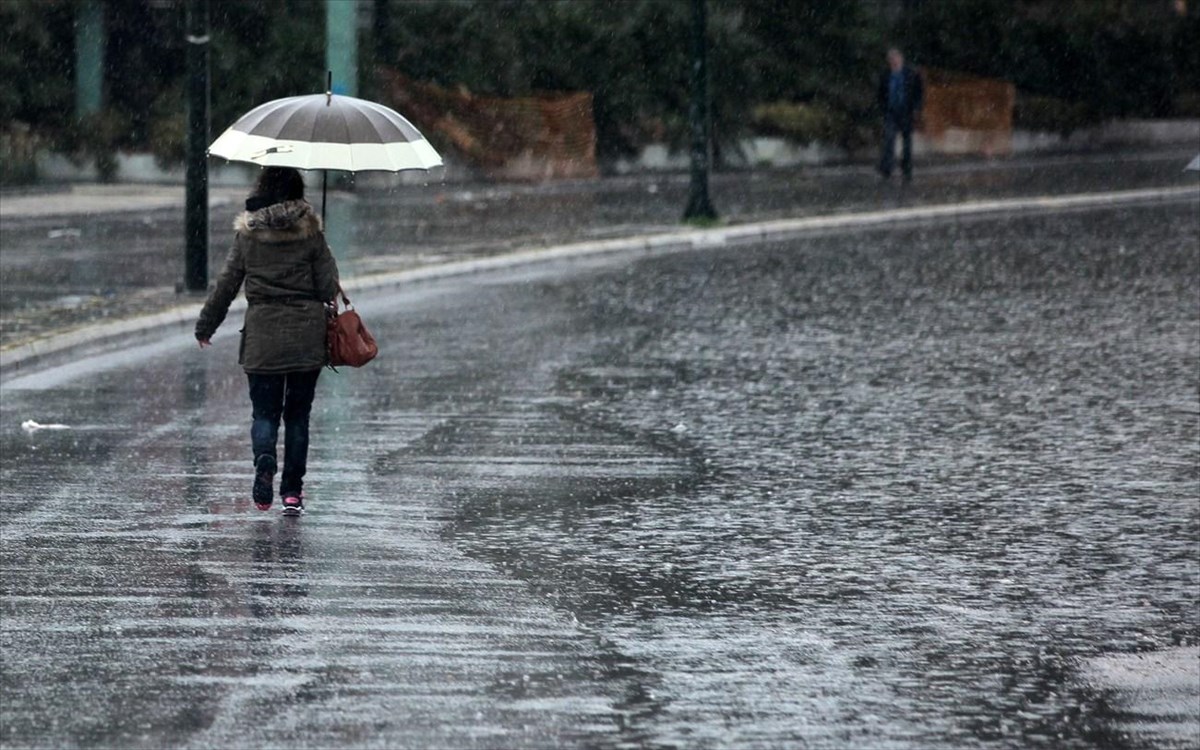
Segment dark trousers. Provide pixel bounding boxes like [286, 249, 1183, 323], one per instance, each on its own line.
[247, 370, 320, 495]
[879, 114, 913, 179]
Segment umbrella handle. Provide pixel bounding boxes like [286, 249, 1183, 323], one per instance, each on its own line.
[320, 72, 335, 226]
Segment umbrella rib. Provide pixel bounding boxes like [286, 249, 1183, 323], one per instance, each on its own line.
[360, 98, 423, 141]
[242, 96, 306, 138]
[307, 100, 326, 170]
[354, 105, 392, 146]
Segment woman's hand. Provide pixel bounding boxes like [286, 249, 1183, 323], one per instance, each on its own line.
[198, 338, 212, 349]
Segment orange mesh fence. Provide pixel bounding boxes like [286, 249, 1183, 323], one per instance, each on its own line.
[379, 69, 598, 180]
[921, 68, 1015, 156]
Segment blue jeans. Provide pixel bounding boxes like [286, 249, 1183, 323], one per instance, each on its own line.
[248, 370, 320, 496]
[879, 115, 913, 179]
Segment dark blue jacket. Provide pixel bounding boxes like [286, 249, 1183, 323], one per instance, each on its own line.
[877, 65, 924, 124]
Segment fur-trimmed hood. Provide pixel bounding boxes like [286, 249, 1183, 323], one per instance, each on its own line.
[234, 199, 323, 243]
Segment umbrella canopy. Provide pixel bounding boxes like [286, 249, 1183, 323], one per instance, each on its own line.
[208, 93, 442, 172]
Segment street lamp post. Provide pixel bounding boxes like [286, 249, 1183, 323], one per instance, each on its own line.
[683, 0, 717, 222]
[184, 0, 210, 292]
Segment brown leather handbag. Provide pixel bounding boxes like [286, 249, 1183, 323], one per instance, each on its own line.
[326, 288, 378, 368]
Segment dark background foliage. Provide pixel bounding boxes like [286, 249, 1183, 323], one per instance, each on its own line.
[0, 0, 1195, 175]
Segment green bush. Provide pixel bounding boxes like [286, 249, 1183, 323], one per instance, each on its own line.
[58, 109, 132, 182]
[374, 0, 883, 159]
[0, 0, 75, 136]
[750, 102, 846, 145]
[149, 113, 186, 171]
[0, 123, 40, 185]
[148, 87, 186, 169]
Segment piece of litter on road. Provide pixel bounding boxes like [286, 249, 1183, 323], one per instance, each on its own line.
[47, 228, 82, 239]
[670, 423, 688, 434]
[21, 420, 71, 433]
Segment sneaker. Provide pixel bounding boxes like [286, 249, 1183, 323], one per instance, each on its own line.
[281, 492, 304, 517]
[253, 455, 276, 511]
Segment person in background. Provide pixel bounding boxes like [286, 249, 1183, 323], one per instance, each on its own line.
[877, 47, 924, 184]
[195, 166, 340, 517]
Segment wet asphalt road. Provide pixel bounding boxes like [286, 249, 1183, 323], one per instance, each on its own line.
[2, 198, 1199, 749]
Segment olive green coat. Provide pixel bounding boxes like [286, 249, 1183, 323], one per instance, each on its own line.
[195, 200, 340, 373]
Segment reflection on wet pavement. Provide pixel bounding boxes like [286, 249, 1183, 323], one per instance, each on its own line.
[1, 199, 1197, 748]
[1, 364, 647, 748]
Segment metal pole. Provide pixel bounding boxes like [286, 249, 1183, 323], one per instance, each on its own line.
[184, 0, 210, 292]
[74, 0, 104, 119]
[683, 0, 717, 222]
[322, 70, 331, 224]
[326, 0, 358, 97]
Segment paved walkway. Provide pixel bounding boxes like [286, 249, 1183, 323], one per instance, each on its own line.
[0, 184, 246, 219]
[1, 149, 1197, 360]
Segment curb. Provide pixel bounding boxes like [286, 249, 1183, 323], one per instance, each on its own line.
[2, 185, 1196, 379]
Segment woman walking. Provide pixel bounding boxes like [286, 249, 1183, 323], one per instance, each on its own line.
[195, 167, 340, 516]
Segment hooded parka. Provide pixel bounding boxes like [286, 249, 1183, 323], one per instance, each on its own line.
[195, 199, 339, 373]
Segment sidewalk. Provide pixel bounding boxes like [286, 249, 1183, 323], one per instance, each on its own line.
[1, 149, 1197, 366]
[0, 184, 247, 220]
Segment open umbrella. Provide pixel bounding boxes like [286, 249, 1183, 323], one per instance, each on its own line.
[208, 75, 441, 219]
